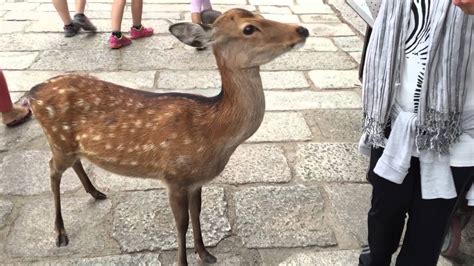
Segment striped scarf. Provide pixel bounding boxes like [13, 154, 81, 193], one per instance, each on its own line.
[362, 0, 474, 154]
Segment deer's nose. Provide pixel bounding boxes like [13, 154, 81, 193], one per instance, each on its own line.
[296, 26, 309, 38]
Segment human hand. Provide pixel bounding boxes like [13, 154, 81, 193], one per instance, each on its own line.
[453, 0, 474, 14]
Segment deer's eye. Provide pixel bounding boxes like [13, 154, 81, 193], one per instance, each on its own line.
[243, 25, 256, 35]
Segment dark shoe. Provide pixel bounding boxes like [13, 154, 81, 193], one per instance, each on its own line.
[359, 245, 372, 266]
[63, 22, 81, 37]
[201, 9, 222, 25]
[73, 13, 97, 32]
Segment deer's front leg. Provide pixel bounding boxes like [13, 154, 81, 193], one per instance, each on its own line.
[189, 187, 217, 263]
[169, 186, 190, 266]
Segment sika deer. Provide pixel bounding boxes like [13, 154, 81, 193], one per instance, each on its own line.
[28, 8, 308, 266]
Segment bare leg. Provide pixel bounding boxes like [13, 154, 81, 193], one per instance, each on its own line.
[75, 0, 86, 14]
[169, 187, 190, 266]
[72, 160, 106, 200]
[189, 187, 217, 263]
[111, 0, 126, 31]
[131, 0, 143, 27]
[52, 0, 73, 25]
[191, 13, 201, 23]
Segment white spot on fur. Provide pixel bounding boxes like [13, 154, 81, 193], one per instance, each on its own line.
[60, 135, 66, 141]
[130, 161, 138, 166]
[76, 99, 85, 106]
[92, 135, 102, 141]
[116, 144, 125, 151]
[146, 110, 155, 115]
[145, 122, 153, 128]
[81, 133, 88, 139]
[142, 144, 156, 152]
[134, 120, 143, 127]
[62, 125, 70, 131]
[197, 146, 205, 153]
[183, 138, 192, 145]
[58, 89, 66, 94]
[52, 126, 58, 132]
[46, 106, 55, 118]
[108, 133, 116, 138]
[36, 100, 44, 106]
[160, 141, 169, 148]
[105, 144, 113, 150]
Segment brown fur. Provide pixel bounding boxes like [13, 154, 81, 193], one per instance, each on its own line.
[29, 8, 307, 266]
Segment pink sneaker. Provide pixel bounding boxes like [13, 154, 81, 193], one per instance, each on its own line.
[109, 34, 132, 49]
[130, 25, 154, 39]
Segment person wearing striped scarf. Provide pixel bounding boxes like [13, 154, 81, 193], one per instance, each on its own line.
[358, 0, 474, 265]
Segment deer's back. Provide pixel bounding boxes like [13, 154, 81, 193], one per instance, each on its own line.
[29, 74, 232, 183]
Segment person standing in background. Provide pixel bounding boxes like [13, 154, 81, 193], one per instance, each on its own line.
[52, 0, 96, 37]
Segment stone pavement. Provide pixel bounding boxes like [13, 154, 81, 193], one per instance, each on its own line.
[0, 0, 472, 265]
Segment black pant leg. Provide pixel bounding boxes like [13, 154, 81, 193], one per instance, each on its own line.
[396, 166, 474, 266]
[366, 147, 415, 266]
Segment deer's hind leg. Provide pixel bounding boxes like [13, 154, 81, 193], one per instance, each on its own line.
[49, 152, 76, 247]
[72, 159, 106, 200]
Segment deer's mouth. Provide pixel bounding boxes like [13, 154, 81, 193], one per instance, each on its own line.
[290, 39, 306, 50]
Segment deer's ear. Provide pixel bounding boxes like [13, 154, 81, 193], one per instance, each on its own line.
[169, 23, 213, 48]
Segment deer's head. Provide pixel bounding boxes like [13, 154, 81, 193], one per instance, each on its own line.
[169, 8, 309, 68]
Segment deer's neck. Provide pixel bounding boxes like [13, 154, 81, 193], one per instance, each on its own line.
[211, 52, 266, 146]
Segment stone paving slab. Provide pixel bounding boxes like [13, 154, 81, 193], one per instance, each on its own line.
[112, 187, 231, 252]
[325, 183, 371, 246]
[157, 70, 309, 90]
[0, 199, 13, 227]
[300, 14, 342, 23]
[0, 51, 38, 70]
[89, 165, 163, 192]
[0, 119, 44, 151]
[333, 36, 364, 52]
[294, 143, 368, 182]
[0, 33, 176, 52]
[279, 250, 361, 266]
[263, 51, 358, 71]
[235, 185, 336, 248]
[0, 20, 30, 34]
[28, 253, 162, 266]
[279, 250, 454, 266]
[306, 23, 355, 37]
[6, 196, 116, 258]
[265, 91, 361, 111]
[304, 109, 362, 142]
[2, 71, 61, 91]
[290, 3, 333, 14]
[299, 37, 338, 52]
[0, 150, 82, 195]
[309, 70, 360, 89]
[249, 112, 312, 142]
[214, 144, 291, 184]
[257, 6, 292, 14]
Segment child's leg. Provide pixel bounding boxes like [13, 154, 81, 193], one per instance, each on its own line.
[52, 0, 73, 25]
[129, 0, 153, 39]
[362, 147, 414, 265]
[131, 0, 143, 27]
[75, 0, 86, 14]
[111, 0, 126, 32]
[201, 0, 211, 11]
[395, 167, 474, 266]
[191, 0, 202, 23]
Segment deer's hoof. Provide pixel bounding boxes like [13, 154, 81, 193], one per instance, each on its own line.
[202, 252, 217, 264]
[56, 234, 69, 247]
[91, 190, 107, 200]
